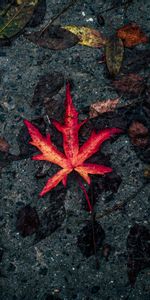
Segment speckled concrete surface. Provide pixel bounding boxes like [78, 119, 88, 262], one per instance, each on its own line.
[0, 1, 150, 299]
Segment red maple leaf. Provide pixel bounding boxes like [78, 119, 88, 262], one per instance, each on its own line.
[24, 83, 122, 211]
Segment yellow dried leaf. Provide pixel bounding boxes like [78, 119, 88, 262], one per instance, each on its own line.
[62, 25, 106, 47]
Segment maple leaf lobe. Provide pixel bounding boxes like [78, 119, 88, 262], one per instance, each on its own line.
[53, 83, 85, 165]
[24, 119, 70, 169]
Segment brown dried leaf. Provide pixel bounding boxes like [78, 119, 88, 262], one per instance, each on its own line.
[105, 36, 124, 76]
[89, 98, 120, 118]
[0, 137, 10, 153]
[63, 25, 106, 47]
[128, 121, 148, 137]
[117, 22, 149, 47]
[113, 73, 145, 95]
[128, 121, 149, 148]
[25, 25, 79, 50]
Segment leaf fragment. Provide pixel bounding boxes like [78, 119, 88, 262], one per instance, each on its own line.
[89, 98, 120, 118]
[117, 22, 149, 47]
[25, 25, 79, 50]
[105, 35, 124, 76]
[63, 25, 106, 47]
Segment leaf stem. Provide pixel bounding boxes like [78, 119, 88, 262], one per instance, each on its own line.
[77, 177, 92, 212]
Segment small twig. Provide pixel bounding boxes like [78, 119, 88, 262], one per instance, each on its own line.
[39, 0, 79, 36]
